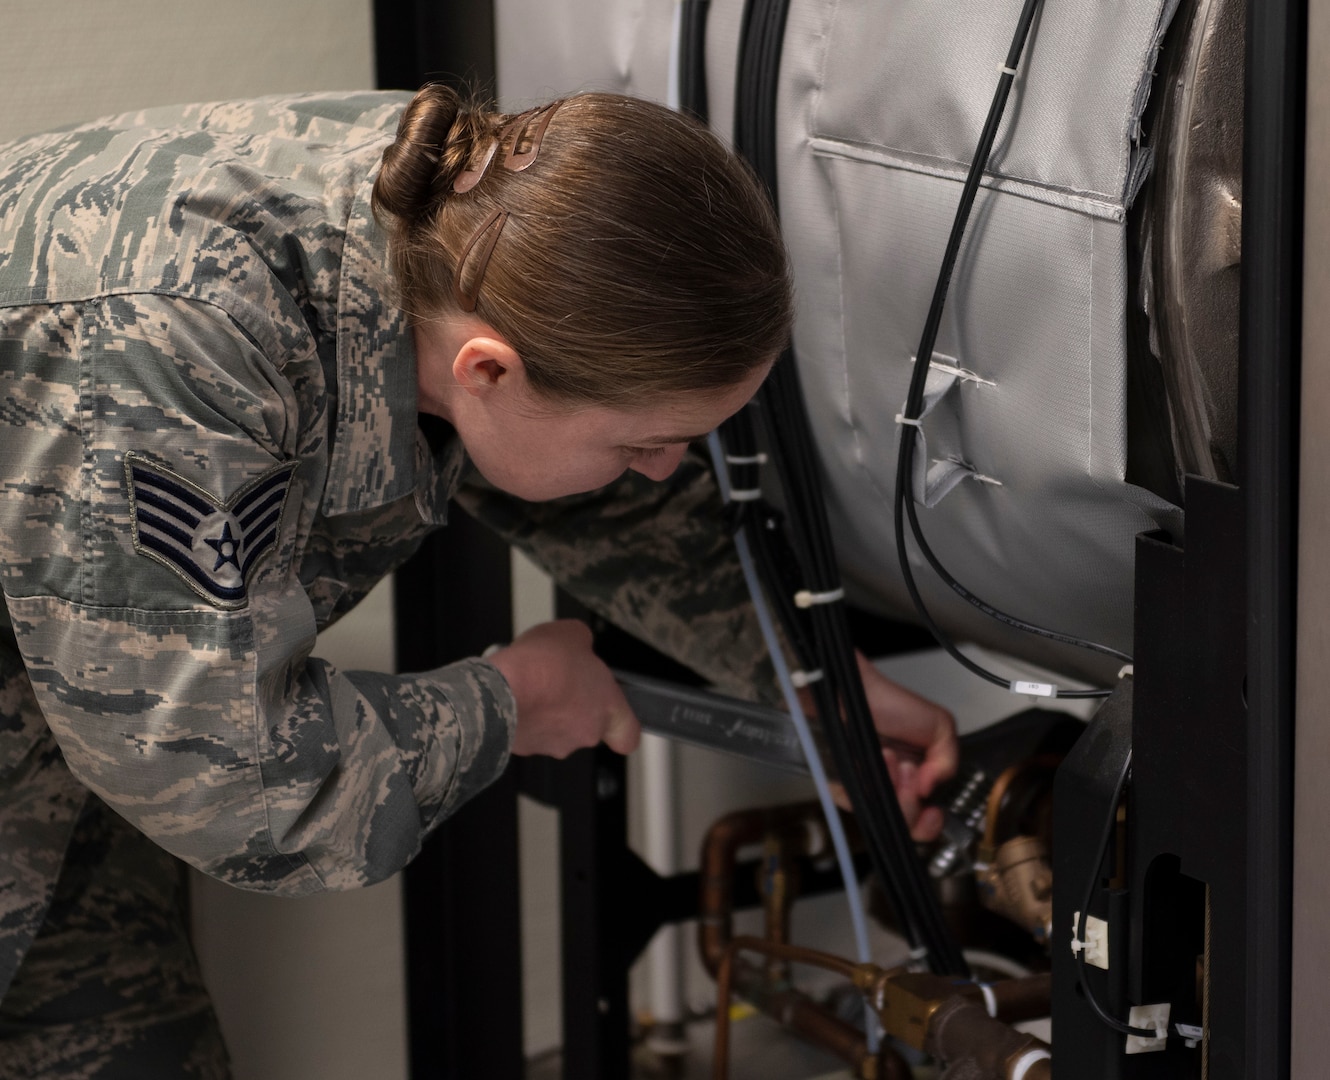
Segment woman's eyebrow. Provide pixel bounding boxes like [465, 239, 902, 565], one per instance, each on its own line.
[640, 430, 714, 444]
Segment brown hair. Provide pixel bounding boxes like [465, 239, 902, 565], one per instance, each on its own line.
[372, 83, 793, 407]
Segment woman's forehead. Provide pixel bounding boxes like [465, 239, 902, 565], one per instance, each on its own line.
[593, 367, 769, 434]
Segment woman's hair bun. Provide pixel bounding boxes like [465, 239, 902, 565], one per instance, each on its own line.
[373, 84, 489, 224]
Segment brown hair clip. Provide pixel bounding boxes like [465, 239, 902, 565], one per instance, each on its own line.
[449, 100, 564, 311]
[451, 100, 564, 194]
[503, 100, 565, 171]
[452, 207, 510, 312]
[452, 137, 499, 194]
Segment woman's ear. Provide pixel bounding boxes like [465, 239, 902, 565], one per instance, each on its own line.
[452, 334, 525, 397]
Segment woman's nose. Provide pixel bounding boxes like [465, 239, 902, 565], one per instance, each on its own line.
[630, 442, 689, 481]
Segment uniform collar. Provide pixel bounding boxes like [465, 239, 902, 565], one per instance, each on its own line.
[323, 172, 424, 517]
[412, 418, 471, 526]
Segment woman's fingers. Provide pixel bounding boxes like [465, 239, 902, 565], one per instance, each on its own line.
[602, 706, 642, 755]
[911, 805, 945, 843]
[489, 620, 642, 758]
[915, 724, 960, 798]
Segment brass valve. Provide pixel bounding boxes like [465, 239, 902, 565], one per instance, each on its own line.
[975, 835, 1053, 944]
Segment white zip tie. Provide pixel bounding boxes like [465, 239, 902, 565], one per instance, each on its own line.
[908, 944, 930, 963]
[972, 472, 1005, 487]
[1118, 664, 1135, 679]
[790, 668, 824, 688]
[725, 453, 769, 466]
[728, 488, 762, 502]
[895, 413, 923, 428]
[1010, 679, 1058, 698]
[795, 587, 845, 608]
[999, 64, 1020, 76]
[909, 355, 997, 387]
[979, 983, 998, 1018]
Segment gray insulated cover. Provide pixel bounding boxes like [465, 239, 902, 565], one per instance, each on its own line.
[495, 0, 1184, 683]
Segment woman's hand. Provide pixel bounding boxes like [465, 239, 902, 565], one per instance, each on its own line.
[486, 620, 642, 758]
[808, 651, 958, 843]
[854, 651, 958, 843]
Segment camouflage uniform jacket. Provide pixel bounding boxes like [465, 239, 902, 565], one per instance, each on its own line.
[0, 92, 772, 1001]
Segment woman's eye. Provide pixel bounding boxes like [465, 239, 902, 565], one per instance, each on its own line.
[629, 445, 669, 460]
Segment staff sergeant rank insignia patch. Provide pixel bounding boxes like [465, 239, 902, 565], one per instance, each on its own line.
[125, 453, 299, 609]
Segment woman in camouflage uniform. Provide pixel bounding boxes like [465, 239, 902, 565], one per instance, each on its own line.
[0, 85, 956, 1075]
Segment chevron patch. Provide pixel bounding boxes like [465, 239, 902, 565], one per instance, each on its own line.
[125, 453, 299, 609]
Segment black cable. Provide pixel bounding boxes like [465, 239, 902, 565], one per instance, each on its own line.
[904, 495, 1132, 666]
[891, 0, 1129, 696]
[750, 349, 966, 971]
[689, 0, 964, 969]
[1074, 752, 1159, 1040]
[724, 390, 943, 959]
[720, 102, 967, 966]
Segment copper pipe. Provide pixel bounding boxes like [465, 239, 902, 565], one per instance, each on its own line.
[986, 972, 1051, 1025]
[715, 947, 870, 1080]
[763, 977, 873, 1065]
[715, 936, 1050, 1080]
[925, 996, 1051, 1080]
[701, 809, 910, 1079]
[982, 756, 1059, 848]
[714, 941, 738, 1080]
[698, 802, 826, 977]
[728, 935, 862, 982]
[714, 937, 910, 1080]
[983, 764, 1024, 848]
[760, 833, 795, 981]
[721, 938, 867, 1075]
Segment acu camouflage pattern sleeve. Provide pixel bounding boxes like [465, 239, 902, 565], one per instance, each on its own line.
[0, 616, 87, 997]
[2, 292, 513, 895]
[454, 445, 781, 704]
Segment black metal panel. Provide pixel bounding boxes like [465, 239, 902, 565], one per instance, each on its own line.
[555, 746, 633, 1080]
[374, 4, 514, 1077]
[375, 0, 497, 95]
[1052, 479, 1248, 1080]
[543, 594, 675, 1079]
[394, 510, 522, 1080]
[1051, 681, 1137, 1079]
[402, 770, 523, 1079]
[1130, 480, 1247, 1079]
[1240, 0, 1304, 1076]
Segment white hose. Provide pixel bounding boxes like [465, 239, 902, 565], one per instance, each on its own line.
[642, 735, 685, 1044]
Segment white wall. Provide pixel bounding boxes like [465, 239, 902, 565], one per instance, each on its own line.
[0, 0, 375, 143]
